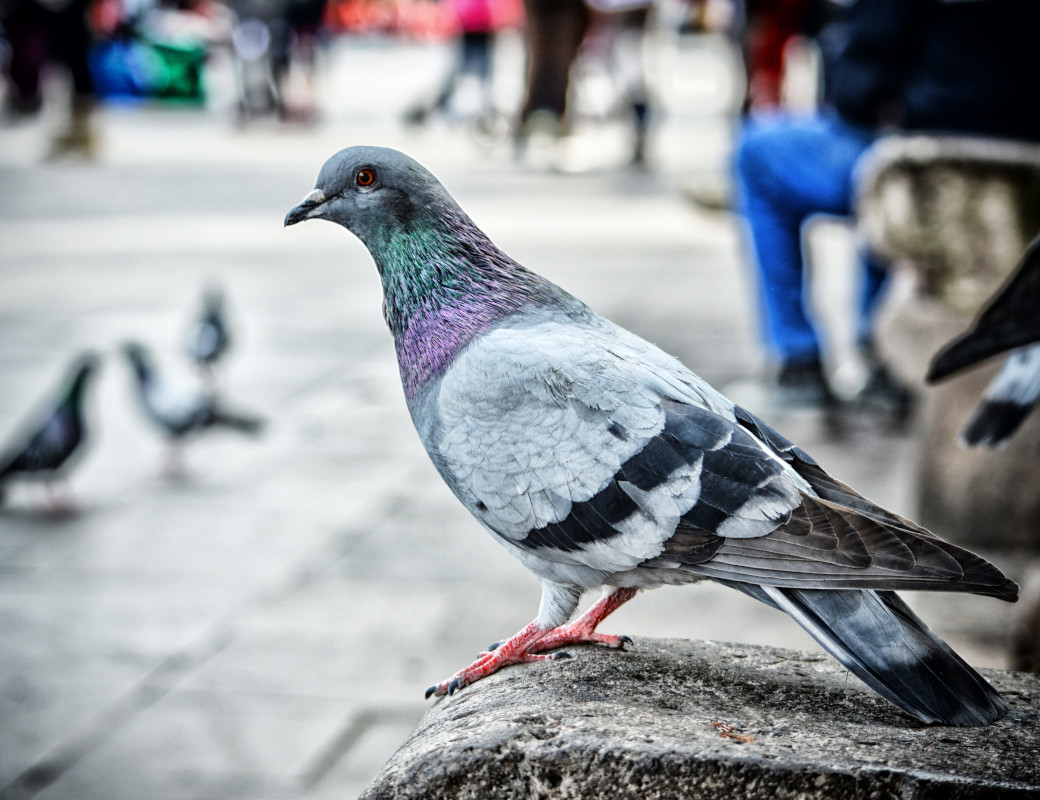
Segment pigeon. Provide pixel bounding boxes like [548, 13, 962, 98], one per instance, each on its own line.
[928, 233, 1040, 447]
[286, 146, 1018, 726]
[122, 342, 263, 469]
[0, 353, 99, 509]
[185, 285, 231, 380]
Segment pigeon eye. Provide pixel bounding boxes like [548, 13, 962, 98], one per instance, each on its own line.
[356, 168, 376, 187]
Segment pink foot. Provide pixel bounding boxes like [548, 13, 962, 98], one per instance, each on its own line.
[527, 625, 632, 654]
[426, 587, 639, 699]
[426, 622, 563, 698]
[529, 586, 638, 653]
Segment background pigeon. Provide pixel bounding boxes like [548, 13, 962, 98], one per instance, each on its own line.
[928, 233, 1040, 447]
[286, 146, 1017, 727]
[122, 341, 263, 471]
[0, 353, 99, 510]
[185, 285, 231, 383]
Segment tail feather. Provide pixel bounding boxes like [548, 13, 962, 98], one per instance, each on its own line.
[960, 344, 1040, 448]
[961, 399, 1036, 447]
[209, 407, 265, 435]
[726, 582, 1006, 726]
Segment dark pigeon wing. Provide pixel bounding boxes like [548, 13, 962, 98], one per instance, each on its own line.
[658, 492, 1017, 599]
[928, 232, 1040, 382]
[643, 406, 1018, 600]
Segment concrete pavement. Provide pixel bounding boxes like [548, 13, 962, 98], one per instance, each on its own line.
[0, 33, 1024, 799]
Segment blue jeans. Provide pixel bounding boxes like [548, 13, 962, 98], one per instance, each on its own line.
[735, 113, 887, 365]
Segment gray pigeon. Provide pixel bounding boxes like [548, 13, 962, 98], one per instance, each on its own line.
[286, 146, 1017, 726]
[929, 233, 1040, 447]
[122, 342, 263, 469]
[0, 353, 99, 508]
[185, 285, 231, 379]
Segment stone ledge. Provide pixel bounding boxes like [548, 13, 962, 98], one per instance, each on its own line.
[360, 638, 1039, 800]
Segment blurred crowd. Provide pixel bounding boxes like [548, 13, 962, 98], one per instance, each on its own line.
[4, 0, 1040, 444]
[4, 0, 1040, 480]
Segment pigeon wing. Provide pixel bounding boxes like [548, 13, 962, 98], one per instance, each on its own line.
[928, 232, 1040, 381]
[424, 315, 805, 580]
[424, 315, 1015, 599]
[651, 405, 1017, 599]
[143, 377, 211, 435]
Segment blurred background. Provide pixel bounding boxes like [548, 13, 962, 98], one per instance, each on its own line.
[1, 0, 1038, 797]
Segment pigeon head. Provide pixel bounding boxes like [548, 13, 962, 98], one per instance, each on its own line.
[286, 147, 572, 400]
[284, 146, 461, 250]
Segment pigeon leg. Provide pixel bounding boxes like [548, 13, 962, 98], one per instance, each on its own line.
[162, 445, 186, 478]
[526, 586, 637, 653]
[426, 621, 565, 699]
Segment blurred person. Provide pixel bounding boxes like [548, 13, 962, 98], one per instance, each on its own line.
[403, 0, 504, 127]
[1, 0, 98, 155]
[583, 0, 653, 165]
[513, 0, 586, 156]
[231, 0, 325, 122]
[734, 0, 1040, 410]
[738, 0, 815, 113]
[276, 0, 327, 121]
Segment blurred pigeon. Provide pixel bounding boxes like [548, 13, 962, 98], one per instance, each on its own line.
[286, 146, 1017, 726]
[928, 233, 1040, 447]
[0, 354, 99, 509]
[185, 285, 231, 380]
[122, 342, 262, 470]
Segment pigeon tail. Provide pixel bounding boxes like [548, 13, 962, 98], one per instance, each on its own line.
[961, 399, 1037, 448]
[731, 583, 1006, 726]
[959, 343, 1040, 447]
[209, 407, 265, 435]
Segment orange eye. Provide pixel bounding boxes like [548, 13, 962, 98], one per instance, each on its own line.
[356, 168, 376, 187]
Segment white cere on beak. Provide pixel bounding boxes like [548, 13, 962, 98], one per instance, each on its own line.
[302, 188, 327, 205]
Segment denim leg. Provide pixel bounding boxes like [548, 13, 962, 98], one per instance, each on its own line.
[736, 113, 876, 363]
[737, 179, 820, 362]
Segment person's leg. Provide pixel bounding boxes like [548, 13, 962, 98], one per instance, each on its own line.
[852, 247, 910, 416]
[47, 0, 98, 155]
[4, 0, 49, 114]
[735, 113, 876, 369]
[518, 0, 587, 125]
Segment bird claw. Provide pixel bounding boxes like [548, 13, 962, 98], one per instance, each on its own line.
[424, 673, 472, 699]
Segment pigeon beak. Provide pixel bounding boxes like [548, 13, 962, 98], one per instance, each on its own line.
[284, 189, 329, 226]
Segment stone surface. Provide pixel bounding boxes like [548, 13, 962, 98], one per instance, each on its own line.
[361, 638, 1040, 800]
[857, 135, 1040, 550]
[857, 134, 1040, 313]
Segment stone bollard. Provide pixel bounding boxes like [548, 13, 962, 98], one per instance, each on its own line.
[855, 135, 1040, 550]
[359, 638, 1040, 800]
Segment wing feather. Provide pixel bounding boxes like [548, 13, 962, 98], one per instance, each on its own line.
[424, 314, 1016, 600]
